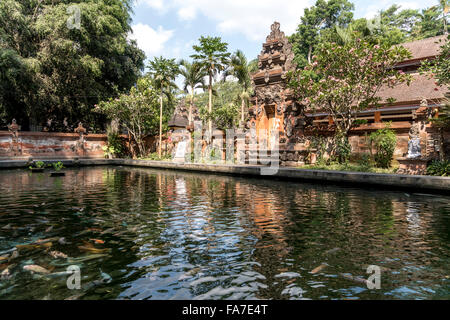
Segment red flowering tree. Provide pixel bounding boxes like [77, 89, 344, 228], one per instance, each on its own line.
[289, 38, 411, 160]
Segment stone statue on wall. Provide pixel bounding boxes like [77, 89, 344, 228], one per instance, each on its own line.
[74, 122, 87, 155]
[407, 122, 421, 159]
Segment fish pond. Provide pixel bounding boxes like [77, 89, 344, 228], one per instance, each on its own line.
[0, 166, 449, 300]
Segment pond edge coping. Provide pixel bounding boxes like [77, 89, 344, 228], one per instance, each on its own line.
[0, 158, 449, 194]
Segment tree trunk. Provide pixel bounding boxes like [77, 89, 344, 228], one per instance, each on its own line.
[241, 96, 245, 123]
[159, 92, 163, 158]
[307, 45, 313, 64]
[208, 73, 212, 142]
[439, 127, 445, 161]
[189, 89, 193, 126]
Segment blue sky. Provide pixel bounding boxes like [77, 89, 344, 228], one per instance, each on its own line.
[129, 0, 440, 69]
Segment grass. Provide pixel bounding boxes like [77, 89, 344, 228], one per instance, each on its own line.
[300, 162, 398, 174]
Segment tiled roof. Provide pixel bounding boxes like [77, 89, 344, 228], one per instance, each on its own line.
[376, 73, 447, 104]
[398, 35, 448, 61]
[168, 114, 188, 128]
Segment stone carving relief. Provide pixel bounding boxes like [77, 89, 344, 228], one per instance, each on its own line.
[266, 22, 285, 42]
[255, 84, 284, 106]
[74, 122, 87, 154]
[407, 122, 421, 159]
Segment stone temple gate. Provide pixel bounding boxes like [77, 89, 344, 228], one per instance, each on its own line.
[247, 22, 305, 165]
[166, 22, 448, 168]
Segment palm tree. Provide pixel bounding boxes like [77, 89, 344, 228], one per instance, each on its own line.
[179, 60, 207, 126]
[147, 56, 180, 158]
[441, 0, 449, 34]
[191, 36, 230, 139]
[223, 50, 253, 125]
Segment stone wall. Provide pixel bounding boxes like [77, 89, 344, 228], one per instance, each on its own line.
[0, 130, 107, 159]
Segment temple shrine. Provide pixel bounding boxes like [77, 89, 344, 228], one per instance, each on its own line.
[246, 22, 449, 167]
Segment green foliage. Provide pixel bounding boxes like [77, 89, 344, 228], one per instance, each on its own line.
[0, 0, 145, 131]
[356, 153, 374, 169]
[51, 161, 64, 171]
[29, 161, 45, 170]
[426, 159, 450, 176]
[302, 162, 397, 174]
[290, 0, 355, 68]
[179, 59, 207, 124]
[414, 3, 448, 39]
[306, 135, 329, 164]
[147, 57, 180, 94]
[95, 77, 163, 157]
[191, 36, 231, 133]
[369, 124, 397, 168]
[289, 1, 449, 67]
[223, 50, 254, 122]
[289, 38, 411, 141]
[197, 80, 241, 130]
[201, 102, 239, 130]
[421, 35, 450, 88]
[144, 152, 172, 161]
[335, 135, 351, 164]
[179, 60, 207, 95]
[190, 36, 231, 78]
[103, 125, 125, 158]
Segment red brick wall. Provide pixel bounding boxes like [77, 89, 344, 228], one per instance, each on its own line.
[0, 131, 107, 159]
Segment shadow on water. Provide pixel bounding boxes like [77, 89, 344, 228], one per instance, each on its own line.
[0, 166, 449, 300]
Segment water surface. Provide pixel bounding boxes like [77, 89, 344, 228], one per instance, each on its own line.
[0, 166, 449, 300]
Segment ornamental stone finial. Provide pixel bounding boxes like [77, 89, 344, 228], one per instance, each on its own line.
[74, 122, 86, 134]
[8, 119, 19, 132]
[420, 98, 428, 107]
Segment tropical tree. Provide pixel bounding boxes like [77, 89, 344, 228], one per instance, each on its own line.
[95, 78, 160, 157]
[289, 38, 411, 161]
[147, 56, 180, 157]
[289, 0, 354, 68]
[197, 80, 241, 130]
[191, 36, 231, 138]
[179, 59, 207, 126]
[223, 50, 253, 124]
[0, 0, 145, 131]
[412, 1, 449, 38]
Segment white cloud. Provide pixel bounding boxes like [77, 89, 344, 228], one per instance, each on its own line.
[136, 0, 313, 41]
[363, 0, 435, 19]
[137, 0, 166, 13]
[177, 6, 197, 21]
[129, 23, 174, 59]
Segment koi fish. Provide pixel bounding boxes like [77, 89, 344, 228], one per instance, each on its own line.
[49, 251, 68, 259]
[90, 239, 105, 244]
[23, 265, 50, 274]
[311, 263, 328, 274]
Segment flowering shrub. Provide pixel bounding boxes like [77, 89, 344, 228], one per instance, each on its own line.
[289, 38, 411, 158]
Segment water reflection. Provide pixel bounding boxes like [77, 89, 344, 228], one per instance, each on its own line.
[0, 167, 449, 300]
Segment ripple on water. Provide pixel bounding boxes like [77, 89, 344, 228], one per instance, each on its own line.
[0, 167, 449, 300]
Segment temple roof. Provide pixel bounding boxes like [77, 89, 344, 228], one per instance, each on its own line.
[168, 114, 188, 128]
[398, 35, 447, 62]
[376, 73, 447, 104]
[168, 98, 201, 128]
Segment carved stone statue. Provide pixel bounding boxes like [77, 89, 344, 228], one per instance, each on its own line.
[74, 122, 87, 154]
[407, 139, 421, 159]
[407, 123, 421, 159]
